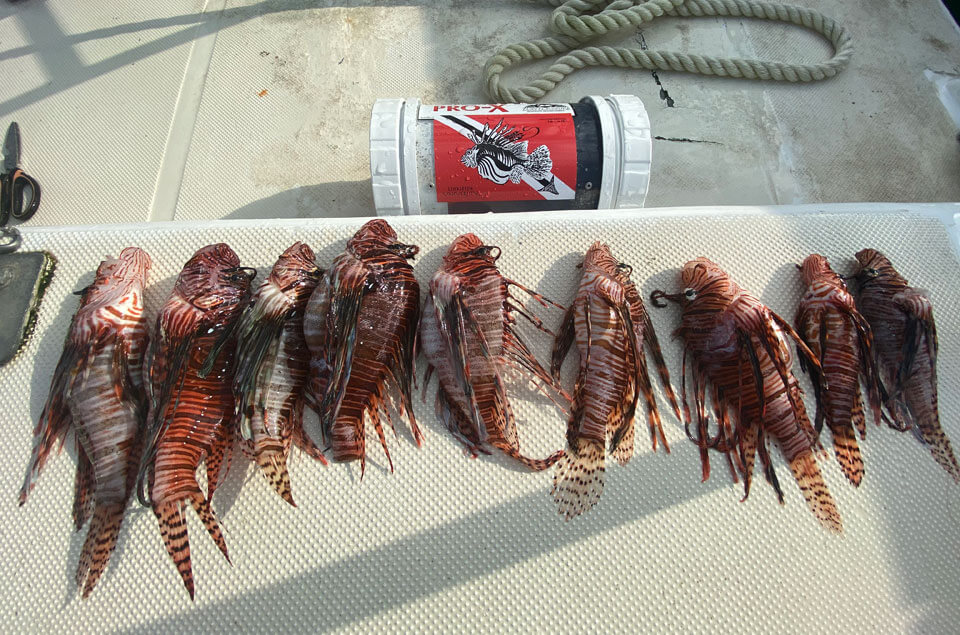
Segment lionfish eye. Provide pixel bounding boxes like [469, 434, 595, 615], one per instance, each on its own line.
[616, 263, 632, 277]
[865, 267, 879, 278]
[683, 288, 697, 299]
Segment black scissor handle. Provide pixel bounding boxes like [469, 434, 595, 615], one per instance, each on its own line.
[2, 168, 41, 222]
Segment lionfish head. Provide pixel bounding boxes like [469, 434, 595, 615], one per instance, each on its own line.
[271, 242, 321, 294]
[95, 247, 152, 286]
[461, 146, 479, 169]
[178, 243, 254, 310]
[678, 257, 728, 304]
[582, 242, 619, 275]
[853, 248, 899, 283]
[347, 219, 405, 257]
[799, 253, 833, 286]
[445, 233, 500, 264]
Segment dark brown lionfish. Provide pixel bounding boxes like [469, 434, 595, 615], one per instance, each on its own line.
[652, 257, 842, 533]
[303, 219, 422, 475]
[419, 233, 567, 471]
[233, 243, 326, 506]
[795, 254, 885, 487]
[551, 243, 680, 519]
[460, 119, 553, 189]
[854, 249, 959, 482]
[20, 247, 151, 598]
[136, 244, 255, 599]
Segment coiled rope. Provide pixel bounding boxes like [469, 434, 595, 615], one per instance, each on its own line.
[484, 0, 853, 102]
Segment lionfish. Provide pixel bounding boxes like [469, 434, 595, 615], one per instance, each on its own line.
[303, 220, 422, 475]
[795, 254, 885, 486]
[233, 243, 326, 506]
[853, 249, 959, 482]
[652, 257, 842, 533]
[136, 244, 255, 599]
[19, 247, 151, 598]
[460, 119, 554, 192]
[551, 243, 680, 519]
[419, 233, 566, 470]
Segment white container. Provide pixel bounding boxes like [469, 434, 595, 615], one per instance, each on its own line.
[370, 95, 652, 215]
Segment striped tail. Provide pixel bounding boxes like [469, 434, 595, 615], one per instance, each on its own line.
[257, 447, 296, 506]
[552, 439, 605, 520]
[495, 442, 562, 472]
[830, 423, 864, 487]
[75, 501, 125, 598]
[915, 420, 960, 483]
[154, 492, 230, 600]
[789, 453, 843, 533]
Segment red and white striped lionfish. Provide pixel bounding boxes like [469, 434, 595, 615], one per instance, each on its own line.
[233, 243, 326, 506]
[19, 247, 151, 598]
[651, 257, 843, 533]
[551, 243, 680, 518]
[460, 119, 556, 194]
[303, 220, 422, 475]
[795, 254, 885, 487]
[420, 233, 566, 470]
[853, 249, 960, 482]
[136, 244, 255, 599]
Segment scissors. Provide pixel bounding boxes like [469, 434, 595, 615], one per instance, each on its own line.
[1, 122, 42, 253]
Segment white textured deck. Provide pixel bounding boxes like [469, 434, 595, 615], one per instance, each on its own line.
[1, 205, 959, 631]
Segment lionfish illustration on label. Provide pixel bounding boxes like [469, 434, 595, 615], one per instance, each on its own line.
[460, 120, 558, 195]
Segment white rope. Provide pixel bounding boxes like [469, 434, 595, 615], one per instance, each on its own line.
[484, 0, 853, 102]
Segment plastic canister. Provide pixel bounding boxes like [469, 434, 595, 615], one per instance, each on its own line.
[370, 95, 651, 215]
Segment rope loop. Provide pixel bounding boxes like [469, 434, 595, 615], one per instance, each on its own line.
[484, 0, 853, 102]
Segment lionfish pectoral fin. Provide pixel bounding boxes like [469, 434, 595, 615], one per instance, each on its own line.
[19, 340, 84, 505]
[320, 269, 367, 428]
[642, 312, 682, 422]
[553, 438, 605, 519]
[137, 335, 194, 505]
[198, 316, 242, 379]
[551, 305, 575, 382]
[436, 289, 486, 439]
[72, 446, 95, 530]
[504, 276, 564, 310]
[75, 501, 126, 599]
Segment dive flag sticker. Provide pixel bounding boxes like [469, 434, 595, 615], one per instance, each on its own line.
[433, 112, 577, 203]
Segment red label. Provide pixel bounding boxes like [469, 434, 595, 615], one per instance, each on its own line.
[433, 113, 577, 203]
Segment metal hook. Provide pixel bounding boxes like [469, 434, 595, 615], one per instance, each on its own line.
[0, 226, 21, 254]
[649, 289, 681, 308]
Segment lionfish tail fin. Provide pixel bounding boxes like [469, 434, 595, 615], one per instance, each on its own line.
[258, 448, 296, 506]
[830, 424, 864, 487]
[789, 454, 843, 533]
[154, 499, 196, 600]
[292, 423, 328, 465]
[552, 439, 605, 519]
[188, 492, 230, 563]
[916, 422, 960, 483]
[75, 501, 126, 598]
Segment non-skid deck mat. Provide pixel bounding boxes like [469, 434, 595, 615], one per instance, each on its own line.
[2, 209, 958, 632]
